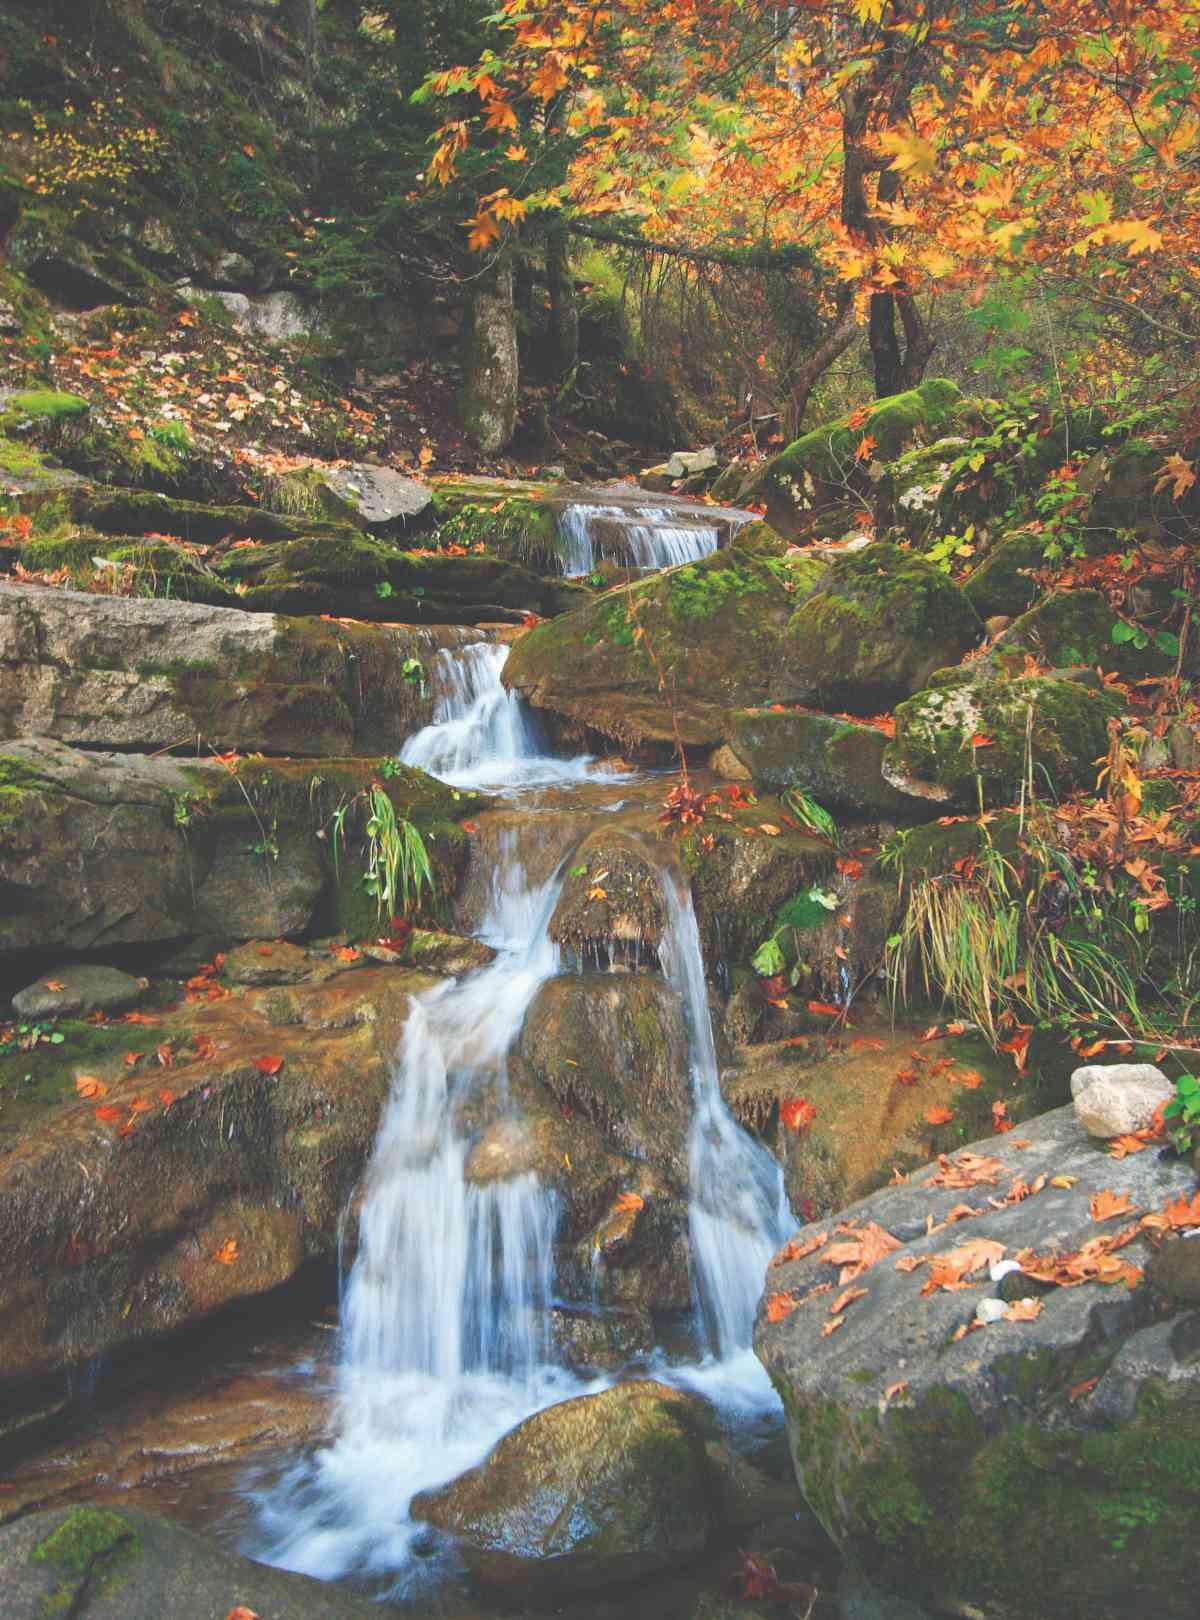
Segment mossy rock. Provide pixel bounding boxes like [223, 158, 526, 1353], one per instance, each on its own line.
[740, 380, 963, 537]
[995, 588, 1189, 682]
[730, 519, 791, 559]
[726, 707, 939, 818]
[502, 547, 799, 747]
[75, 486, 363, 547]
[0, 389, 89, 441]
[410, 1381, 718, 1595]
[785, 542, 983, 713]
[962, 528, 1045, 618]
[884, 674, 1123, 807]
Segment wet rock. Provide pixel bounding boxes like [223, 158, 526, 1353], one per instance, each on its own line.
[708, 743, 752, 781]
[411, 1381, 719, 1594]
[884, 673, 1122, 808]
[1071, 1062, 1174, 1139]
[0, 1504, 384, 1620]
[193, 835, 325, 940]
[726, 708, 934, 817]
[785, 543, 982, 714]
[549, 827, 665, 960]
[1146, 1235, 1200, 1308]
[547, 1304, 655, 1370]
[502, 547, 806, 748]
[0, 965, 424, 1387]
[665, 447, 718, 478]
[401, 927, 497, 977]
[521, 973, 690, 1179]
[224, 939, 313, 985]
[0, 579, 497, 755]
[837, 1564, 935, 1620]
[11, 964, 147, 1019]
[756, 1104, 1200, 1620]
[0, 738, 472, 958]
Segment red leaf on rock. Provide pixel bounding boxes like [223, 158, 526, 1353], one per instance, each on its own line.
[780, 1097, 817, 1133]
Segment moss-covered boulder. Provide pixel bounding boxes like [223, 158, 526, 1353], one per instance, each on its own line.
[785, 543, 983, 714]
[411, 1381, 719, 1594]
[994, 588, 1190, 682]
[0, 737, 477, 958]
[520, 973, 690, 1181]
[739, 380, 963, 538]
[0, 1503, 389, 1619]
[884, 674, 1123, 808]
[549, 827, 666, 960]
[0, 578, 497, 756]
[755, 1105, 1200, 1620]
[727, 708, 938, 818]
[501, 547, 800, 748]
[962, 528, 1045, 618]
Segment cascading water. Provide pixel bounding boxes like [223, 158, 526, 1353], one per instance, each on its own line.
[399, 641, 608, 791]
[659, 875, 795, 1380]
[246, 848, 591, 1591]
[557, 503, 722, 576]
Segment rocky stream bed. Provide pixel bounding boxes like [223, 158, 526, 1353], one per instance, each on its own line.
[1, 381, 1198, 1620]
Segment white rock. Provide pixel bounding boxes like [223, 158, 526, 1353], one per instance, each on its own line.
[975, 1297, 1008, 1325]
[1071, 1063, 1173, 1140]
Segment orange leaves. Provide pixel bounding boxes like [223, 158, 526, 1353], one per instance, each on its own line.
[823, 1221, 900, 1283]
[1004, 1296, 1044, 1323]
[1090, 1189, 1135, 1222]
[780, 1097, 817, 1133]
[830, 1284, 868, 1315]
[613, 1191, 645, 1215]
[225, 1608, 261, 1620]
[75, 1075, 107, 1099]
[759, 822, 781, 836]
[1154, 453, 1196, 502]
[212, 1238, 240, 1266]
[920, 1237, 1006, 1295]
[820, 1314, 846, 1337]
[334, 945, 361, 963]
[43, 978, 66, 992]
[835, 856, 863, 881]
[158, 1089, 175, 1109]
[806, 1000, 841, 1018]
[924, 1150, 1007, 1189]
[991, 1100, 1014, 1133]
[854, 433, 877, 464]
[1163, 1189, 1200, 1229]
[772, 1230, 828, 1267]
[94, 1105, 123, 1123]
[252, 1054, 284, 1076]
[766, 1291, 799, 1323]
[924, 1104, 955, 1126]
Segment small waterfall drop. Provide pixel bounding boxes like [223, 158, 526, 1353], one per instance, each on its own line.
[247, 850, 589, 1590]
[557, 503, 722, 576]
[659, 875, 795, 1370]
[400, 641, 608, 790]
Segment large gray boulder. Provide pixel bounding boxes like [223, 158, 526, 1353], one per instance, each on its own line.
[0, 581, 487, 756]
[756, 1104, 1200, 1620]
[0, 1504, 384, 1619]
[411, 1381, 719, 1594]
[11, 964, 146, 1019]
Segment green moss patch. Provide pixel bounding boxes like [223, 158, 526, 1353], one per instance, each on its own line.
[30, 1505, 139, 1613]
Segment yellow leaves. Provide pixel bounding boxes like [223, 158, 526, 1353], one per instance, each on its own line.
[466, 212, 501, 252]
[506, 143, 528, 162]
[879, 126, 937, 177]
[1154, 453, 1196, 502]
[1104, 218, 1164, 256]
[852, 0, 887, 22]
[429, 121, 468, 186]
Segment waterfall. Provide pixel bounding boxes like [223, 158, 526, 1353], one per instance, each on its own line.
[659, 875, 795, 1367]
[399, 641, 607, 790]
[557, 503, 722, 576]
[246, 849, 589, 1591]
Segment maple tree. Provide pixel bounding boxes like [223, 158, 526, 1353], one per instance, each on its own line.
[426, 0, 1200, 418]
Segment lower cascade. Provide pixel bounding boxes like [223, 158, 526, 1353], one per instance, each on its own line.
[557, 501, 723, 576]
[246, 643, 796, 1593]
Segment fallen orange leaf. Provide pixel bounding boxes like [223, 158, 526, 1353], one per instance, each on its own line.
[780, 1097, 817, 1133]
[613, 1191, 644, 1214]
[253, 1055, 284, 1075]
[94, 1105, 123, 1123]
[924, 1104, 954, 1125]
[1090, 1189, 1135, 1222]
[75, 1075, 107, 1099]
[212, 1239, 240, 1265]
[765, 1291, 799, 1323]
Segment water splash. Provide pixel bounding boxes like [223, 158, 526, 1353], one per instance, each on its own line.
[399, 642, 609, 790]
[557, 503, 722, 576]
[245, 851, 592, 1591]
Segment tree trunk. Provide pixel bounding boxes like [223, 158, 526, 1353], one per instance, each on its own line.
[281, 0, 317, 69]
[545, 223, 579, 379]
[459, 252, 520, 455]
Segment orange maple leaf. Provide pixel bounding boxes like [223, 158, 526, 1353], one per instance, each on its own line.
[766, 1291, 799, 1323]
[253, 1054, 284, 1075]
[924, 1104, 955, 1125]
[75, 1075, 107, 1099]
[780, 1097, 817, 1133]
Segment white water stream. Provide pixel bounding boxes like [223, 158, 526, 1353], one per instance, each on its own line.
[557, 502, 721, 576]
[246, 634, 794, 1590]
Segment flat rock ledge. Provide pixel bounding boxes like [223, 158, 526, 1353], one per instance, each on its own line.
[755, 1104, 1200, 1620]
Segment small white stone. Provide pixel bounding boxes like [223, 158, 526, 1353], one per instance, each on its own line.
[990, 1259, 1023, 1283]
[1070, 1063, 1173, 1139]
[975, 1297, 1008, 1325]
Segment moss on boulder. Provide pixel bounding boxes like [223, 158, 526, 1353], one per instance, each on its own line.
[502, 547, 799, 747]
[962, 528, 1045, 618]
[740, 380, 962, 537]
[995, 588, 1189, 682]
[785, 543, 982, 713]
[727, 708, 938, 818]
[884, 673, 1122, 807]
